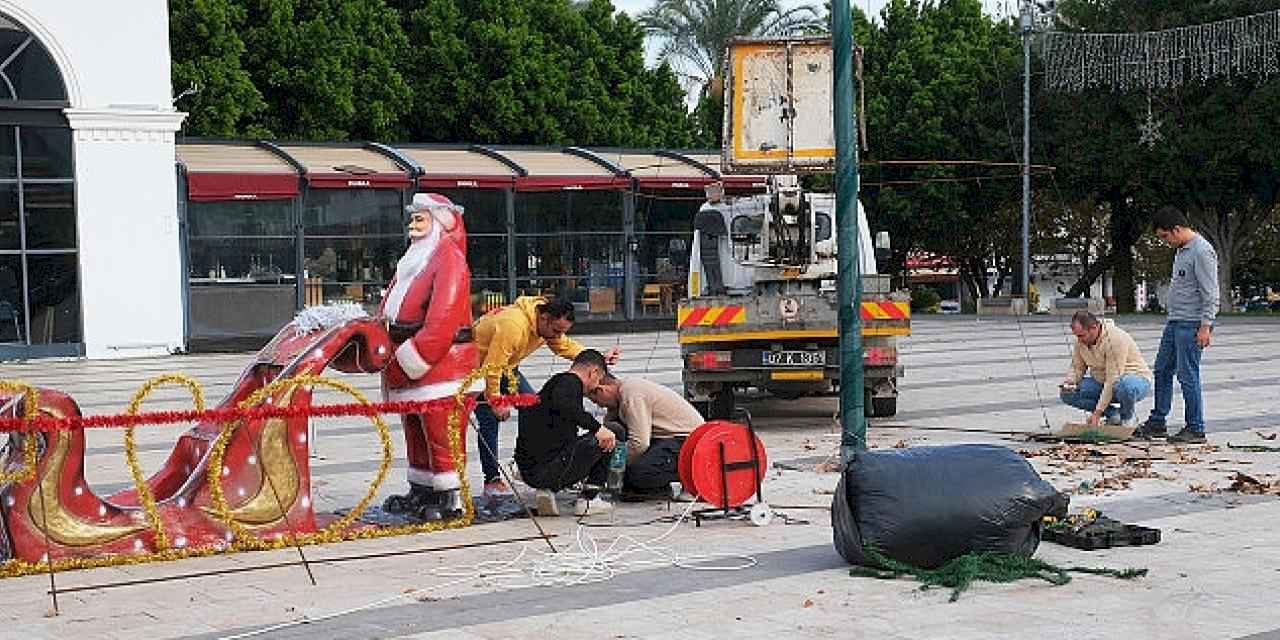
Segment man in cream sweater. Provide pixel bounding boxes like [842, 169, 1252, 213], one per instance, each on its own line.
[1059, 311, 1154, 429]
[587, 375, 705, 495]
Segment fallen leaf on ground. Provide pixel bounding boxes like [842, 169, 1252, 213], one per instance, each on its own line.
[1229, 472, 1280, 496]
[814, 462, 841, 473]
[802, 599, 814, 608]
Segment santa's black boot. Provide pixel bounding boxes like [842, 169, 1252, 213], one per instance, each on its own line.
[382, 483, 432, 514]
[437, 488, 465, 519]
[413, 490, 446, 521]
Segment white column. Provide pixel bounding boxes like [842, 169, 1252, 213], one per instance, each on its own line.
[64, 108, 187, 359]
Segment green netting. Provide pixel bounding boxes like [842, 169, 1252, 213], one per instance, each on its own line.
[849, 546, 1147, 602]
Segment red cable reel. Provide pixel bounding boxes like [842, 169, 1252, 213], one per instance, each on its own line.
[678, 420, 769, 520]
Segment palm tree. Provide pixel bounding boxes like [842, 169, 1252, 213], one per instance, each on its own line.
[639, 0, 826, 93]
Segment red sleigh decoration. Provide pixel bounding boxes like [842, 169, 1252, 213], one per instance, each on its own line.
[0, 314, 393, 563]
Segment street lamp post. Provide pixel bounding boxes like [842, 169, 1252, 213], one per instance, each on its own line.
[834, 0, 865, 464]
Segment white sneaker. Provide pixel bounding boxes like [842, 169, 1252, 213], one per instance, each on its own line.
[483, 478, 515, 498]
[1106, 414, 1123, 426]
[535, 490, 560, 516]
[573, 495, 615, 517]
[1120, 417, 1138, 429]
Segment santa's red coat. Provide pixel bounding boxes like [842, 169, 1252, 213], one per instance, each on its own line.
[380, 212, 481, 401]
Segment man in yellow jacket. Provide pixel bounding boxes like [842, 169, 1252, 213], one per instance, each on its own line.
[473, 296, 620, 495]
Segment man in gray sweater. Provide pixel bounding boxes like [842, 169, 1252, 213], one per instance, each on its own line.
[1135, 207, 1219, 443]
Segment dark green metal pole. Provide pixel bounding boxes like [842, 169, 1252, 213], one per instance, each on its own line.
[834, 0, 865, 464]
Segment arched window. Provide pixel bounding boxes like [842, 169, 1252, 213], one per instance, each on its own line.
[0, 15, 78, 359]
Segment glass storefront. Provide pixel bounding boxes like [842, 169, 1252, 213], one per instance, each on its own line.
[301, 189, 405, 312]
[186, 199, 297, 340]
[634, 191, 702, 317]
[515, 190, 626, 318]
[177, 145, 745, 348]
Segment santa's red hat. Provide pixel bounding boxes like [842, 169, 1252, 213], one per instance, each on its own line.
[405, 192, 464, 230]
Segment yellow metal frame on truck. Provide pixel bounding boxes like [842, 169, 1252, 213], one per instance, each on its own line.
[676, 299, 911, 343]
[677, 326, 909, 344]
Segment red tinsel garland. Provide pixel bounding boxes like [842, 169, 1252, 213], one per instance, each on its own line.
[0, 393, 540, 433]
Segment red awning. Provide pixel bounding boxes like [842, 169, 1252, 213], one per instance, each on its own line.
[306, 173, 413, 190]
[515, 176, 631, 192]
[186, 172, 299, 202]
[418, 175, 516, 190]
[634, 176, 716, 191]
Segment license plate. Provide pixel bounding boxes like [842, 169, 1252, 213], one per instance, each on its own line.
[762, 350, 826, 366]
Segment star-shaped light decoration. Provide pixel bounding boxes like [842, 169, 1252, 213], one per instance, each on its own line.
[1138, 108, 1164, 150]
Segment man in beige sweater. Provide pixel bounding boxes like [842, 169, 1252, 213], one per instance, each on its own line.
[587, 375, 705, 494]
[1060, 311, 1154, 428]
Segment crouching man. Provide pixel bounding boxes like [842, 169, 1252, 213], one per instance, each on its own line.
[1059, 311, 1153, 429]
[587, 374, 703, 497]
[515, 349, 622, 517]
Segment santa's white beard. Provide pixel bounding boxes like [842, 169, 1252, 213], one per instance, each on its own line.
[383, 228, 440, 321]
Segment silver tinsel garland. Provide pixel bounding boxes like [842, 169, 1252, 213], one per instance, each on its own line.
[1042, 9, 1280, 92]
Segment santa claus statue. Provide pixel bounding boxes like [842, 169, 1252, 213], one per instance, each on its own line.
[380, 192, 481, 520]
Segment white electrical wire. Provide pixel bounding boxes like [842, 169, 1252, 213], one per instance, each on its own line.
[433, 500, 756, 589]
[220, 500, 757, 640]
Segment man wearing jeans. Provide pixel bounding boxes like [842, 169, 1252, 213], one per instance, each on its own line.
[1059, 311, 1152, 429]
[1135, 207, 1219, 443]
[472, 297, 620, 496]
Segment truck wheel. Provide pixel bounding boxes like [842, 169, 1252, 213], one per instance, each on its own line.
[708, 389, 735, 420]
[870, 396, 898, 418]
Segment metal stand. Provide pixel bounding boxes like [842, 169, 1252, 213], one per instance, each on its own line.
[692, 410, 769, 527]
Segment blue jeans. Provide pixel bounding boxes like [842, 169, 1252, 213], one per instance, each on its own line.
[473, 369, 533, 483]
[1060, 375, 1151, 421]
[1148, 320, 1206, 433]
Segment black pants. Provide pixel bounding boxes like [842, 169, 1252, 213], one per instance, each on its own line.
[624, 437, 684, 491]
[518, 421, 626, 492]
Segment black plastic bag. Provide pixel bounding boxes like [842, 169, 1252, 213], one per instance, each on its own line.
[832, 444, 1068, 569]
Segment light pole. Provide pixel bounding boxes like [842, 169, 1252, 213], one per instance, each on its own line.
[833, 0, 865, 464]
[1020, 0, 1033, 303]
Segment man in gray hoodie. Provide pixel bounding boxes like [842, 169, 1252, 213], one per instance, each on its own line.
[1135, 207, 1219, 443]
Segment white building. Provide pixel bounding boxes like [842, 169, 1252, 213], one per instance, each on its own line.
[0, 1, 185, 360]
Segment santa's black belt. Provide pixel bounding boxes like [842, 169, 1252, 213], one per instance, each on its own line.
[389, 323, 473, 345]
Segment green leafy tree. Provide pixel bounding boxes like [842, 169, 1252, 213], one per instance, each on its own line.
[169, 0, 265, 137]
[394, 0, 696, 146]
[238, 0, 412, 141]
[859, 0, 1022, 300]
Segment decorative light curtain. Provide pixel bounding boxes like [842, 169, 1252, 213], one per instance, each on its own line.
[1041, 9, 1280, 92]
